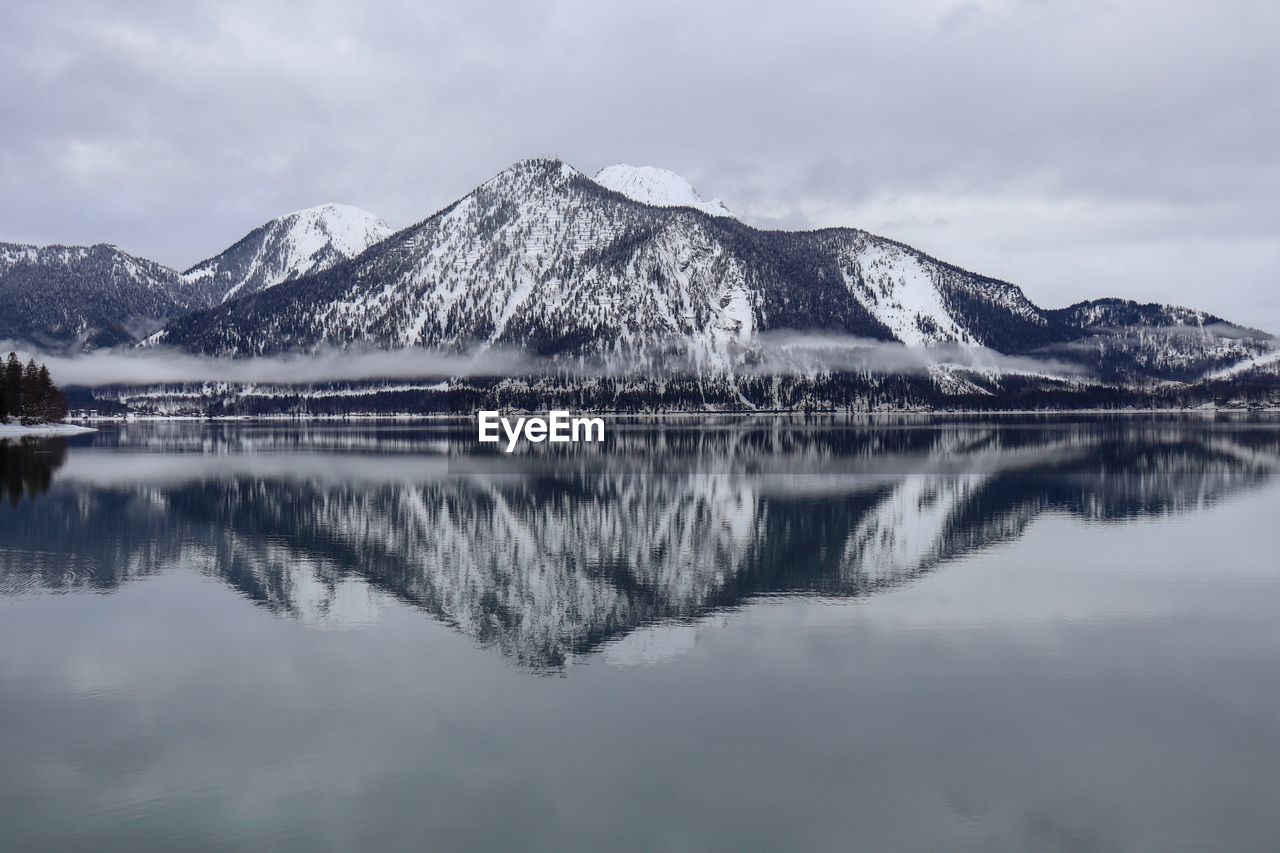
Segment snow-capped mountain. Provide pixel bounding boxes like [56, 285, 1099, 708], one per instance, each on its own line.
[594, 164, 734, 218]
[4, 156, 1275, 407]
[0, 242, 212, 350]
[182, 203, 392, 303]
[1041, 298, 1274, 381]
[160, 158, 1070, 364]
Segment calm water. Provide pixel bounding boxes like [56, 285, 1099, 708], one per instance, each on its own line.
[2, 417, 1279, 852]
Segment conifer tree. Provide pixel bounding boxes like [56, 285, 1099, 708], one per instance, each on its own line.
[3, 354, 22, 421]
[20, 359, 40, 423]
[35, 364, 66, 422]
[0, 354, 68, 425]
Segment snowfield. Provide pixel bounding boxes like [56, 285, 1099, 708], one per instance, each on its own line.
[595, 164, 734, 218]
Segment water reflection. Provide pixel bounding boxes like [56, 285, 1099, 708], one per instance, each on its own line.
[2, 419, 1278, 669]
[0, 438, 67, 507]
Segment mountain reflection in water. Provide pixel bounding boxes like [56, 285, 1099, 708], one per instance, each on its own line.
[1, 418, 1277, 670]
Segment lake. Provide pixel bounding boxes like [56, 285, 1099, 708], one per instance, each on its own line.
[2, 416, 1279, 851]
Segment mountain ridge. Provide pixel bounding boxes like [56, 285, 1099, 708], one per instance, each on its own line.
[4, 157, 1276, 410]
[160, 157, 1077, 359]
[146, 158, 1275, 404]
[0, 241, 213, 349]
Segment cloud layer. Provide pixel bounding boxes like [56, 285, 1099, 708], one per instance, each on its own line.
[12, 336, 1082, 389]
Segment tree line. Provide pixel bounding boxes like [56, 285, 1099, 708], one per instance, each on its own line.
[0, 353, 68, 425]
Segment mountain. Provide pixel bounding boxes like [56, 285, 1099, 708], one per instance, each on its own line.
[1049, 297, 1226, 330]
[160, 158, 1072, 365]
[152, 157, 1278, 408]
[4, 157, 1274, 409]
[0, 203, 392, 352]
[1041, 298, 1274, 381]
[0, 242, 212, 350]
[182, 203, 393, 303]
[594, 164, 733, 217]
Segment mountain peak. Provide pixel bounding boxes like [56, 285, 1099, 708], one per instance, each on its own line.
[594, 164, 733, 218]
[477, 158, 583, 194]
[183, 203, 393, 303]
[281, 201, 378, 221]
[270, 203, 392, 259]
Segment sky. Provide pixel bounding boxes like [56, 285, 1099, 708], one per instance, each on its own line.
[2, 0, 1277, 332]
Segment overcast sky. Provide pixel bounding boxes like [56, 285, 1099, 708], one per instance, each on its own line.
[3, 0, 1277, 331]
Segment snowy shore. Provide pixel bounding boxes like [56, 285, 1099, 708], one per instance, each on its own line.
[0, 423, 97, 438]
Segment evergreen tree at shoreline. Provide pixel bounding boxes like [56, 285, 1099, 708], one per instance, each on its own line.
[0, 352, 68, 426]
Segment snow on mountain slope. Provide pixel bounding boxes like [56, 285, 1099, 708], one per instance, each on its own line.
[594, 164, 733, 218]
[1049, 298, 1221, 330]
[5, 156, 1272, 402]
[163, 159, 784, 362]
[809, 229, 1060, 353]
[1207, 348, 1280, 379]
[840, 240, 971, 346]
[183, 203, 393, 303]
[0, 242, 205, 350]
[151, 156, 1275, 394]
[1040, 298, 1276, 381]
[161, 158, 1077, 367]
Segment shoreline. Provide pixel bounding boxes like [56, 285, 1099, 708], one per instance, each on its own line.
[0, 422, 98, 438]
[62, 407, 1280, 425]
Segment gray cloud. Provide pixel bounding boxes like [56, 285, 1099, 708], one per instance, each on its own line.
[2, 0, 1277, 331]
